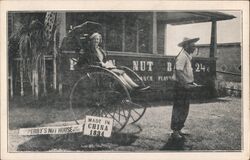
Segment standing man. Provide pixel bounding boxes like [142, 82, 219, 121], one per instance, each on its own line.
[171, 37, 200, 139]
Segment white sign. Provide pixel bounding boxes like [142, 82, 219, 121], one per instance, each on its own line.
[19, 125, 83, 135]
[83, 116, 113, 138]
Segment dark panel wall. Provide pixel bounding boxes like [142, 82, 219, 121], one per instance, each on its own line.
[60, 51, 216, 100]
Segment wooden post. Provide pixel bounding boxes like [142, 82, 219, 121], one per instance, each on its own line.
[34, 58, 39, 99]
[209, 19, 217, 97]
[136, 19, 139, 53]
[57, 12, 66, 95]
[20, 59, 24, 96]
[210, 20, 217, 58]
[164, 24, 167, 55]
[31, 64, 34, 96]
[42, 56, 47, 96]
[9, 64, 13, 98]
[152, 12, 157, 54]
[122, 17, 126, 52]
[53, 29, 57, 91]
[103, 24, 107, 50]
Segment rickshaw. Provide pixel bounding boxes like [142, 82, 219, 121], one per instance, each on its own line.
[61, 21, 150, 133]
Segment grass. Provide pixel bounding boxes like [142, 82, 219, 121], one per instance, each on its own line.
[186, 98, 241, 150]
[8, 94, 242, 151]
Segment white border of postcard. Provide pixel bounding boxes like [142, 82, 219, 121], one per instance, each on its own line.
[0, 1, 249, 160]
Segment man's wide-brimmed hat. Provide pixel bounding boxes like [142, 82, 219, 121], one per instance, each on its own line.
[178, 37, 200, 47]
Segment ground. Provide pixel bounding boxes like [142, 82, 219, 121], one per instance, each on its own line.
[8, 96, 241, 152]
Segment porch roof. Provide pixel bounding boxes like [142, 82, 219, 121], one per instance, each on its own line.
[156, 11, 236, 25]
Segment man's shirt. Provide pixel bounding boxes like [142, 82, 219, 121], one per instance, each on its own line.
[172, 49, 194, 84]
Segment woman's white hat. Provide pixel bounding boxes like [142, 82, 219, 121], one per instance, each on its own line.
[89, 32, 101, 39]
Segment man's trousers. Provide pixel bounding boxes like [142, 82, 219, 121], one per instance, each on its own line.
[171, 84, 191, 131]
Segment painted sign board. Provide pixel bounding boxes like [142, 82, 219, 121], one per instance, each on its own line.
[83, 116, 113, 138]
[19, 125, 83, 135]
[61, 51, 216, 99]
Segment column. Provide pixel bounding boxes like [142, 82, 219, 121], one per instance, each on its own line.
[20, 59, 24, 96]
[57, 12, 66, 94]
[122, 17, 126, 52]
[209, 20, 217, 97]
[136, 19, 139, 53]
[152, 12, 158, 54]
[210, 20, 217, 58]
[103, 23, 107, 50]
[9, 65, 13, 98]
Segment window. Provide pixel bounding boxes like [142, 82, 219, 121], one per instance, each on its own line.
[138, 19, 150, 53]
[105, 15, 122, 51]
[125, 17, 136, 52]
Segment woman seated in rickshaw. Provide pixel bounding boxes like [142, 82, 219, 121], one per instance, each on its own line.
[78, 32, 150, 91]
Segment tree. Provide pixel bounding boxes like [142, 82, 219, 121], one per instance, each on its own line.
[9, 17, 46, 99]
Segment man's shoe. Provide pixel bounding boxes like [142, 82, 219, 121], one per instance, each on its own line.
[178, 130, 190, 136]
[171, 130, 183, 139]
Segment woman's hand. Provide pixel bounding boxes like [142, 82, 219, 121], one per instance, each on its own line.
[95, 62, 105, 67]
[100, 62, 105, 67]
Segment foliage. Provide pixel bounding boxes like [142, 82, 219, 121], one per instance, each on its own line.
[9, 19, 46, 60]
[9, 18, 48, 97]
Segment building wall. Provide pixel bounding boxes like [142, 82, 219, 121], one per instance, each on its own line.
[65, 12, 154, 54]
[60, 51, 217, 100]
[8, 12, 239, 99]
[60, 13, 218, 100]
[196, 43, 241, 96]
[196, 43, 241, 82]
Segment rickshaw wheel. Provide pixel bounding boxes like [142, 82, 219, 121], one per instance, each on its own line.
[69, 71, 131, 133]
[115, 65, 149, 124]
[128, 98, 150, 124]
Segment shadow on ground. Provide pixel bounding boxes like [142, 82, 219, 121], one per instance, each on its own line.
[17, 132, 138, 151]
[160, 98, 231, 107]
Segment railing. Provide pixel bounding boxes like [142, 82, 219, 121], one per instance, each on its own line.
[215, 70, 241, 97]
[9, 55, 54, 98]
[216, 70, 241, 76]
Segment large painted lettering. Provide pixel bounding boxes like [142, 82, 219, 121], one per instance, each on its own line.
[133, 61, 154, 72]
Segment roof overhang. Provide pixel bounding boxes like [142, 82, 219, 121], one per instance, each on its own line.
[156, 11, 236, 25]
[67, 11, 235, 25]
